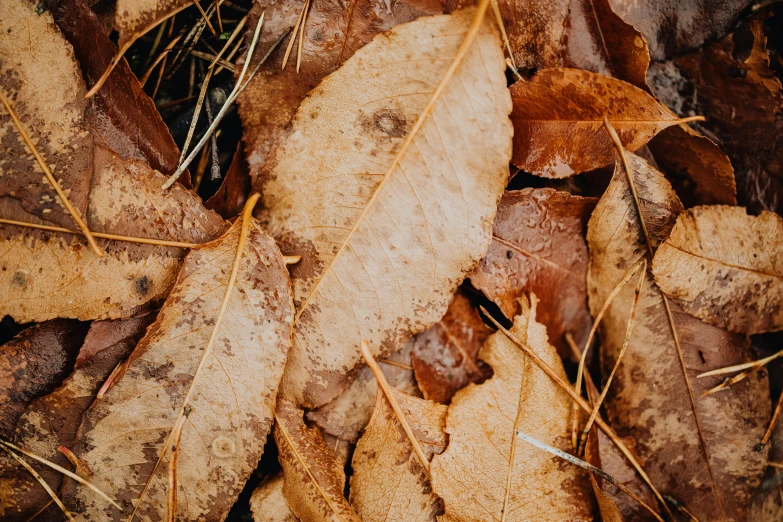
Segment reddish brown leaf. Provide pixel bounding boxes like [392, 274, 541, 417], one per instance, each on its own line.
[410, 290, 492, 404]
[205, 143, 251, 220]
[470, 188, 596, 363]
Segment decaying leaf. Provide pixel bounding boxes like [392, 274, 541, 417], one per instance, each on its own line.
[63, 216, 294, 521]
[250, 473, 299, 522]
[470, 188, 596, 363]
[260, 8, 512, 408]
[308, 343, 418, 443]
[350, 387, 447, 522]
[274, 398, 361, 522]
[493, 0, 569, 70]
[510, 68, 680, 177]
[0, 321, 89, 439]
[237, 0, 443, 175]
[409, 289, 491, 404]
[430, 295, 596, 520]
[587, 151, 771, 520]
[0, 314, 153, 521]
[652, 205, 783, 335]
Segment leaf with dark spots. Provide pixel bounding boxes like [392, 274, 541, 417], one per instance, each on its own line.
[350, 387, 447, 522]
[587, 150, 771, 521]
[62, 216, 294, 521]
[0, 313, 153, 521]
[274, 398, 361, 522]
[509, 68, 681, 178]
[0, 320, 89, 439]
[430, 295, 596, 520]
[469, 188, 596, 364]
[410, 289, 492, 404]
[236, 0, 444, 178]
[652, 205, 783, 335]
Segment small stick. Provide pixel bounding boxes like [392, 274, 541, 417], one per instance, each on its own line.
[572, 258, 645, 449]
[296, 0, 311, 72]
[516, 431, 664, 522]
[578, 260, 647, 454]
[0, 90, 104, 257]
[193, 0, 218, 37]
[361, 341, 431, 473]
[0, 439, 120, 510]
[758, 390, 783, 450]
[0, 444, 75, 522]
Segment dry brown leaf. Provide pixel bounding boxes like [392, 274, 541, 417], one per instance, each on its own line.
[250, 474, 299, 522]
[350, 387, 447, 522]
[469, 188, 596, 363]
[430, 295, 596, 520]
[274, 398, 361, 522]
[587, 151, 771, 520]
[205, 143, 251, 220]
[62, 216, 294, 521]
[237, 0, 443, 175]
[307, 343, 418, 443]
[493, 0, 569, 70]
[652, 205, 783, 335]
[259, 8, 511, 409]
[509, 68, 680, 178]
[0, 314, 153, 521]
[409, 289, 491, 404]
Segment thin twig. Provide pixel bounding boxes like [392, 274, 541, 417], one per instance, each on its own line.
[759, 390, 783, 450]
[361, 341, 431, 472]
[141, 36, 182, 86]
[282, 0, 307, 69]
[578, 260, 646, 455]
[296, 0, 311, 72]
[0, 90, 104, 257]
[491, 0, 517, 74]
[699, 349, 783, 378]
[0, 444, 75, 522]
[189, 50, 237, 72]
[516, 431, 664, 522]
[0, 439, 120, 510]
[572, 258, 645, 449]
[193, 0, 218, 36]
[379, 358, 413, 371]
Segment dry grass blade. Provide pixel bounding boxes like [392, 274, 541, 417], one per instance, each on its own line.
[572, 258, 645, 449]
[0, 443, 75, 522]
[282, 0, 307, 69]
[360, 341, 431, 473]
[0, 90, 103, 257]
[141, 35, 183, 86]
[604, 116, 722, 520]
[578, 260, 647, 454]
[480, 308, 673, 518]
[699, 349, 783, 379]
[516, 431, 664, 522]
[128, 193, 261, 520]
[0, 439, 120, 510]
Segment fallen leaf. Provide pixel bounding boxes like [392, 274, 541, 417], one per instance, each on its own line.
[62, 215, 294, 521]
[409, 289, 491, 404]
[607, 0, 751, 61]
[587, 150, 771, 520]
[307, 343, 418, 443]
[274, 398, 361, 522]
[112, 0, 190, 51]
[510, 68, 680, 177]
[350, 387, 447, 522]
[652, 205, 783, 335]
[0, 314, 153, 521]
[469, 188, 596, 363]
[250, 473, 299, 522]
[430, 295, 596, 520]
[493, 0, 569, 70]
[649, 12, 783, 215]
[205, 143, 251, 219]
[259, 8, 511, 409]
[236, 0, 443, 175]
[0, 321, 89, 439]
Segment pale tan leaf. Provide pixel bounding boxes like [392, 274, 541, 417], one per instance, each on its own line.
[274, 398, 361, 522]
[260, 7, 511, 409]
[652, 205, 783, 335]
[587, 152, 771, 520]
[62, 217, 294, 521]
[350, 387, 447, 522]
[509, 68, 681, 178]
[430, 295, 595, 521]
[250, 474, 299, 522]
[114, 0, 190, 49]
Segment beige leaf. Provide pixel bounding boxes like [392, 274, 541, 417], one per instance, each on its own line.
[350, 387, 447, 522]
[274, 398, 361, 522]
[114, 0, 190, 49]
[430, 295, 595, 521]
[652, 205, 783, 335]
[259, 7, 511, 409]
[250, 474, 299, 522]
[63, 217, 294, 521]
[587, 152, 770, 520]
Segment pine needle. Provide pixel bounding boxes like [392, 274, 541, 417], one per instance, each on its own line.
[0, 90, 104, 257]
[140, 36, 183, 86]
[282, 0, 307, 69]
[361, 341, 431, 473]
[296, 0, 311, 72]
[516, 431, 664, 522]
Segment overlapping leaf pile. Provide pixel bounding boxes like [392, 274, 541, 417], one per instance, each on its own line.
[1, 0, 782, 520]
